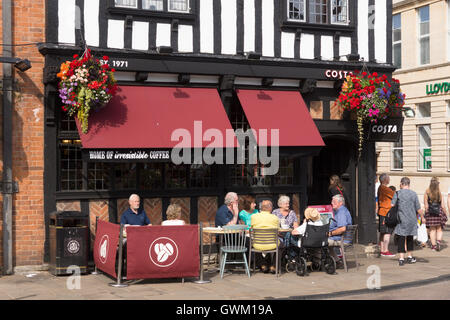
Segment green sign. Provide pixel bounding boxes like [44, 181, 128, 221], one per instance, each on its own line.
[423, 148, 432, 170]
[426, 82, 450, 95]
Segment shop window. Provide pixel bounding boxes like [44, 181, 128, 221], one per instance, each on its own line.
[417, 102, 431, 118]
[273, 158, 295, 185]
[418, 125, 432, 171]
[391, 135, 403, 170]
[165, 163, 188, 189]
[114, 163, 137, 189]
[418, 5, 430, 65]
[190, 164, 216, 188]
[393, 13, 402, 68]
[88, 163, 111, 190]
[139, 163, 163, 190]
[59, 139, 83, 191]
[114, 0, 190, 13]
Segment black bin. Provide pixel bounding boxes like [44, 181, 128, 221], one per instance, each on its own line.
[49, 211, 89, 276]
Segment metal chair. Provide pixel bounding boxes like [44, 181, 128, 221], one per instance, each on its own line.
[219, 225, 250, 278]
[248, 228, 280, 277]
[336, 224, 359, 272]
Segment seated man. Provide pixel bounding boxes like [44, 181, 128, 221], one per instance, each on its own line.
[215, 192, 239, 227]
[120, 194, 152, 226]
[327, 194, 352, 267]
[250, 200, 280, 274]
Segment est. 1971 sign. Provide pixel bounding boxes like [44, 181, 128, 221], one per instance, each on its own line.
[367, 118, 404, 142]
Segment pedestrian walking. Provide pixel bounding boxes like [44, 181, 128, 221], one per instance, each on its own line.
[377, 173, 396, 258]
[392, 177, 425, 266]
[424, 177, 448, 251]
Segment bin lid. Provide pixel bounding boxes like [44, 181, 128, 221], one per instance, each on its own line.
[49, 211, 88, 219]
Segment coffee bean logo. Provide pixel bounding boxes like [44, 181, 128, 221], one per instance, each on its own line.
[149, 237, 179, 268]
[99, 235, 109, 264]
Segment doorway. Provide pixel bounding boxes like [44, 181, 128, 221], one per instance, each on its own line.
[307, 137, 357, 222]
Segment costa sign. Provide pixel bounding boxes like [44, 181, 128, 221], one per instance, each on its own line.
[367, 118, 404, 142]
[325, 69, 350, 80]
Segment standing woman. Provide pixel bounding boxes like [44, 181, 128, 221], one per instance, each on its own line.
[272, 195, 299, 229]
[424, 177, 448, 251]
[392, 177, 424, 266]
[328, 174, 345, 199]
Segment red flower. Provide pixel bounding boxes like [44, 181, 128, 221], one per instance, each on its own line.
[103, 55, 109, 61]
[73, 54, 79, 59]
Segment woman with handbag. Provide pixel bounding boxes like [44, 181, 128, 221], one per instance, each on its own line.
[392, 177, 424, 266]
[424, 177, 448, 251]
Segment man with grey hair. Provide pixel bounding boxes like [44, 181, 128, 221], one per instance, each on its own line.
[120, 194, 152, 226]
[215, 192, 239, 227]
[328, 194, 352, 267]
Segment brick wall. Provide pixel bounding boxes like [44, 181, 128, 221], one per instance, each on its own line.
[0, 1, 46, 269]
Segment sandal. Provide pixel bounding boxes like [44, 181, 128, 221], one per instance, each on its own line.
[261, 265, 269, 273]
[270, 266, 276, 274]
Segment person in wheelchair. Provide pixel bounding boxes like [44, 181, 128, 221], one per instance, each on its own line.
[282, 208, 336, 275]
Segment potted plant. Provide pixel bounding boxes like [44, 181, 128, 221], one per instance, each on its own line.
[57, 49, 118, 134]
[337, 71, 405, 159]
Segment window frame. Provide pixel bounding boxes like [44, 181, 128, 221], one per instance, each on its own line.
[391, 135, 403, 171]
[417, 124, 432, 172]
[448, 123, 450, 172]
[114, 0, 138, 9]
[417, 5, 430, 66]
[109, 0, 196, 21]
[283, 0, 353, 32]
[287, 0, 307, 23]
[392, 13, 402, 69]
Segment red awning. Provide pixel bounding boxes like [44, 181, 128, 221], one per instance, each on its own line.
[236, 89, 325, 147]
[77, 86, 237, 149]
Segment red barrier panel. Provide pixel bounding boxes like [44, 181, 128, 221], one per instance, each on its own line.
[93, 220, 120, 278]
[126, 225, 199, 280]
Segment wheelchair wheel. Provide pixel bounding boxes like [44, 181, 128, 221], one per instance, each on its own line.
[295, 257, 307, 277]
[323, 255, 336, 275]
[285, 260, 296, 273]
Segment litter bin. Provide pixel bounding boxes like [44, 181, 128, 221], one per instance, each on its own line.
[49, 211, 89, 276]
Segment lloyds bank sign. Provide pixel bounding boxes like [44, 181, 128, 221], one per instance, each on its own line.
[426, 81, 450, 95]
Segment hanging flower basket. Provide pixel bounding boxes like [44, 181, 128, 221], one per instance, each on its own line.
[57, 49, 118, 134]
[337, 71, 406, 159]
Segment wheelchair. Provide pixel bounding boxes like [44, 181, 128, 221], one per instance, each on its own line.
[282, 222, 336, 276]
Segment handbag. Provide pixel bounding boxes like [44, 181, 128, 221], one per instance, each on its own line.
[385, 191, 401, 228]
[427, 195, 441, 216]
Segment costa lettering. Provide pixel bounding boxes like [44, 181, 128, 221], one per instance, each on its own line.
[371, 125, 398, 134]
[325, 70, 350, 80]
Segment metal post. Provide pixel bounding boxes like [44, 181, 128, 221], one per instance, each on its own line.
[2, 0, 14, 276]
[194, 223, 211, 284]
[110, 224, 128, 287]
[91, 216, 99, 275]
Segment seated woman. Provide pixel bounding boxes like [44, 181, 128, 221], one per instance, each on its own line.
[162, 204, 186, 226]
[292, 208, 323, 241]
[272, 195, 299, 229]
[238, 197, 258, 229]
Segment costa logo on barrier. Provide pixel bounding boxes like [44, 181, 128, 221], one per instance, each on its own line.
[99, 235, 109, 264]
[149, 237, 179, 268]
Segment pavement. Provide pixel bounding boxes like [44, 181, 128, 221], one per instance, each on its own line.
[1, 230, 450, 300]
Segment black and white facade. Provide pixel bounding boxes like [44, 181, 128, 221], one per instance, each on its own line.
[41, 0, 395, 260]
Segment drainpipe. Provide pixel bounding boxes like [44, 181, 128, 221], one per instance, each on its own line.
[2, 0, 14, 275]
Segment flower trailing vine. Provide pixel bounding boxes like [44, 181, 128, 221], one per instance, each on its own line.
[337, 71, 406, 159]
[57, 49, 118, 134]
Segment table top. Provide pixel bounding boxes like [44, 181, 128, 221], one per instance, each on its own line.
[202, 227, 293, 234]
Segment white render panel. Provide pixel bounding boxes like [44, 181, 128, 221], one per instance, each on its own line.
[200, 0, 214, 53]
[281, 32, 295, 58]
[84, 0, 100, 47]
[221, 0, 237, 55]
[132, 21, 149, 50]
[178, 25, 194, 52]
[261, 0, 274, 57]
[321, 35, 334, 60]
[300, 33, 315, 59]
[339, 36, 352, 61]
[358, 0, 369, 62]
[374, 0, 387, 63]
[107, 20, 124, 49]
[243, 0, 256, 53]
[156, 23, 171, 47]
[58, 0, 76, 45]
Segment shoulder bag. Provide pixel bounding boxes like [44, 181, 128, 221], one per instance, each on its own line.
[385, 191, 401, 228]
